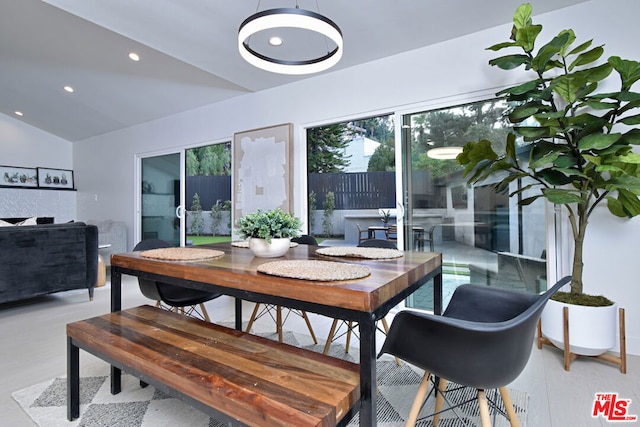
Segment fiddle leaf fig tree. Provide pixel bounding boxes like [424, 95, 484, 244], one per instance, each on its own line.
[457, 3, 640, 301]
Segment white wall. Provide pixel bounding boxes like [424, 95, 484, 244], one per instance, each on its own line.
[0, 113, 73, 169]
[36, 0, 639, 354]
[0, 113, 76, 221]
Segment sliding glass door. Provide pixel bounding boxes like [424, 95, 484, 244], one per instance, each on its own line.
[140, 153, 183, 246]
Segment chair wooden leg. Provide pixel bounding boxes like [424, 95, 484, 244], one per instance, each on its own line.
[155, 300, 161, 308]
[323, 319, 339, 354]
[199, 303, 211, 322]
[499, 386, 520, 427]
[433, 378, 447, 427]
[345, 321, 353, 353]
[301, 311, 318, 344]
[245, 303, 261, 333]
[276, 306, 283, 342]
[477, 389, 492, 427]
[405, 371, 431, 427]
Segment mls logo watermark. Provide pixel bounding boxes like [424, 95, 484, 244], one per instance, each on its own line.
[592, 393, 638, 422]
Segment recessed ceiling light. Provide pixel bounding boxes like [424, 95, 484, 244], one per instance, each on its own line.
[64, 86, 74, 93]
[15, 111, 23, 116]
[269, 36, 283, 46]
[128, 52, 140, 61]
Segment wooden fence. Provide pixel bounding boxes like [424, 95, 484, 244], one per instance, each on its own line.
[186, 171, 442, 211]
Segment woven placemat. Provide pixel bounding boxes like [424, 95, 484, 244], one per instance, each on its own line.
[257, 260, 371, 281]
[231, 240, 299, 248]
[316, 246, 403, 259]
[140, 247, 224, 261]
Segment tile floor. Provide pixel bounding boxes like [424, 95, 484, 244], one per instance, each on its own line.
[1, 273, 638, 426]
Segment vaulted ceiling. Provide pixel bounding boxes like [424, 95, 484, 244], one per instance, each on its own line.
[0, 0, 586, 142]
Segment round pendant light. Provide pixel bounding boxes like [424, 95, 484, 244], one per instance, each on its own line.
[238, 7, 343, 75]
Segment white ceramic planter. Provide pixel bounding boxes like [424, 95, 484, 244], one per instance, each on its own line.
[541, 299, 617, 356]
[248, 237, 290, 258]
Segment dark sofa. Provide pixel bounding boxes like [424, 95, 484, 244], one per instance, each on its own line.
[0, 220, 99, 304]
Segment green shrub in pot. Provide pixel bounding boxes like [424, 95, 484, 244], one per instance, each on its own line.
[236, 208, 302, 244]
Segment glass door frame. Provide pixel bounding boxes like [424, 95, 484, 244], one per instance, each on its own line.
[135, 149, 186, 247]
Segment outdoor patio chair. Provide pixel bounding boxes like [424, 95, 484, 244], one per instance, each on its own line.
[356, 224, 369, 245]
[133, 239, 222, 322]
[378, 276, 571, 426]
[385, 224, 398, 242]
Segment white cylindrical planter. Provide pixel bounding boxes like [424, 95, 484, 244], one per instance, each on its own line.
[541, 299, 617, 356]
[248, 237, 290, 258]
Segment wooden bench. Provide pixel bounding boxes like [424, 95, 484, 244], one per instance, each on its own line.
[67, 305, 361, 426]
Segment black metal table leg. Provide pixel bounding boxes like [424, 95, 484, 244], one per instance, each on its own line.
[110, 269, 122, 393]
[67, 337, 80, 421]
[358, 313, 377, 426]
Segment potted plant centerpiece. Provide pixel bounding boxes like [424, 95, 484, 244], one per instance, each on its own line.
[457, 3, 640, 357]
[236, 208, 302, 258]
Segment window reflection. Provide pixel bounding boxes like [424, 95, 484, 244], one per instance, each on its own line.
[403, 99, 547, 312]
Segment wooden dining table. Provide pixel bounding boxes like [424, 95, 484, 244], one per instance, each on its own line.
[110, 242, 442, 426]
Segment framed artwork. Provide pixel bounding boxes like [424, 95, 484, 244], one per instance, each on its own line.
[37, 167, 74, 189]
[0, 165, 38, 188]
[233, 123, 293, 223]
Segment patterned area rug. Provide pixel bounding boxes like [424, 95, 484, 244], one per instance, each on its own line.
[13, 329, 528, 427]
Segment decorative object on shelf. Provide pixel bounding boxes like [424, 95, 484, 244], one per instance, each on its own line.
[236, 208, 302, 258]
[238, 6, 343, 75]
[37, 167, 74, 189]
[457, 3, 640, 368]
[0, 165, 38, 188]
[233, 124, 293, 222]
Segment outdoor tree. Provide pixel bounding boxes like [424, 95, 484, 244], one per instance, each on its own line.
[410, 103, 510, 179]
[186, 143, 231, 176]
[307, 124, 352, 173]
[308, 190, 317, 235]
[209, 199, 226, 236]
[190, 193, 205, 236]
[352, 116, 394, 143]
[322, 191, 335, 237]
[368, 140, 395, 171]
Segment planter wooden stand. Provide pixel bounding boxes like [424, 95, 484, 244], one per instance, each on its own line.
[537, 307, 627, 373]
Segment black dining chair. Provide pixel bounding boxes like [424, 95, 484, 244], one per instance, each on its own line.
[245, 235, 318, 344]
[323, 238, 400, 364]
[357, 238, 397, 249]
[133, 239, 222, 322]
[291, 234, 318, 245]
[378, 276, 571, 427]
